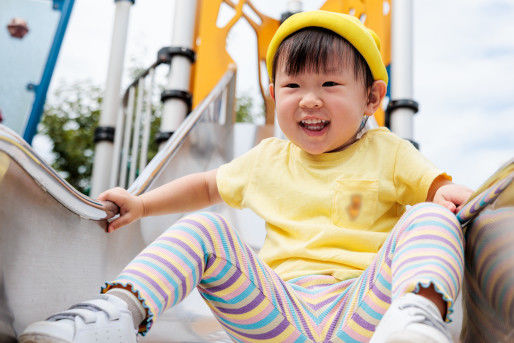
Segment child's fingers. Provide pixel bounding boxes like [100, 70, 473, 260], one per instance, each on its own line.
[107, 221, 123, 233]
[97, 190, 113, 201]
[112, 216, 128, 231]
[98, 187, 126, 202]
[448, 202, 457, 213]
[437, 199, 456, 213]
[98, 200, 120, 220]
[107, 214, 132, 233]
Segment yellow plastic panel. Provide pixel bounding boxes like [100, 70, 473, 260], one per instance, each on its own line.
[191, 0, 279, 123]
[191, 0, 390, 126]
[320, 0, 391, 126]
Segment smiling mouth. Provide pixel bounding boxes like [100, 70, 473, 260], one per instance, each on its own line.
[299, 119, 330, 131]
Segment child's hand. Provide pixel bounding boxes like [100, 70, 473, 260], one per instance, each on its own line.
[432, 183, 473, 214]
[98, 187, 145, 233]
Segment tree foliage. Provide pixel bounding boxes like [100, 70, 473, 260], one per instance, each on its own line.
[39, 82, 261, 195]
[236, 95, 254, 122]
[236, 95, 264, 123]
[39, 82, 101, 194]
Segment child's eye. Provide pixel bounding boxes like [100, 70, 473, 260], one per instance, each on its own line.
[322, 81, 339, 87]
[285, 83, 299, 88]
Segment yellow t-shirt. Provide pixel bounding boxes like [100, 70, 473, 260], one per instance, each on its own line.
[216, 128, 449, 281]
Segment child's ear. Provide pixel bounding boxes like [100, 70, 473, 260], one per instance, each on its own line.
[269, 83, 275, 102]
[365, 80, 387, 115]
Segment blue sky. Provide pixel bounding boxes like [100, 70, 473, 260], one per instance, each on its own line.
[412, 1, 514, 188]
[35, 0, 514, 190]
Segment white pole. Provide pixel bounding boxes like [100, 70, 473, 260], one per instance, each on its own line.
[159, 0, 197, 148]
[390, 0, 415, 140]
[91, 0, 133, 197]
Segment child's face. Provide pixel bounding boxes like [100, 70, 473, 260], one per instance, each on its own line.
[271, 60, 374, 155]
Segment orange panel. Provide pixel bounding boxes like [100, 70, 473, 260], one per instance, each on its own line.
[320, 0, 391, 126]
[191, 0, 391, 126]
[191, 0, 279, 124]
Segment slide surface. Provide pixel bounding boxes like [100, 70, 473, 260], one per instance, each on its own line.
[0, 71, 268, 342]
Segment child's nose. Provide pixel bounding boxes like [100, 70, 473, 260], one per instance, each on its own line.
[299, 92, 322, 109]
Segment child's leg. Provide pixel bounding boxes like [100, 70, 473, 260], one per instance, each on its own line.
[108, 210, 464, 342]
[274, 203, 464, 343]
[97, 204, 462, 341]
[389, 202, 464, 318]
[20, 205, 463, 343]
[101, 212, 314, 341]
[25, 212, 341, 342]
[360, 202, 464, 343]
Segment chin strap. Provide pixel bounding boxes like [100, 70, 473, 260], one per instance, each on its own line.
[330, 115, 369, 152]
[355, 115, 370, 139]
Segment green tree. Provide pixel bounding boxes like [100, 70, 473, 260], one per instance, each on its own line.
[39, 82, 102, 194]
[236, 95, 253, 122]
[235, 95, 264, 123]
[39, 80, 260, 195]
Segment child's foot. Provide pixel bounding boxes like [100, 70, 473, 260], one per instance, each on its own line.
[18, 294, 137, 343]
[370, 293, 453, 343]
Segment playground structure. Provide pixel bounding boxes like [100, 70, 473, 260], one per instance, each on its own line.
[0, 0, 74, 143]
[0, 0, 513, 342]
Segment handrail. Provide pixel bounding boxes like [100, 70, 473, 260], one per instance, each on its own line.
[0, 124, 118, 222]
[121, 59, 162, 105]
[112, 50, 203, 188]
[0, 68, 235, 222]
[120, 46, 178, 106]
[128, 68, 236, 195]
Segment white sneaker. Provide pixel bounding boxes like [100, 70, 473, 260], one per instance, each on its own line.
[18, 294, 137, 343]
[370, 293, 453, 343]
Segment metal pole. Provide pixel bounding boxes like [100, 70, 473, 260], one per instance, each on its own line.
[120, 87, 135, 188]
[23, 0, 75, 144]
[390, 0, 415, 140]
[159, 0, 197, 148]
[91, 0, 134, 197]
[139, 69, 154, 171]
[129, 79, 144, 185]
[109, 107, 124, 188]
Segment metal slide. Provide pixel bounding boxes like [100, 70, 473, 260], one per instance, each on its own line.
[0, 70, 270, 342]
[1, 69, 513, 342]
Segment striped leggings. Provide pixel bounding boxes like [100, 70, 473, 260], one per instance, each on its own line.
[102, 203, 464, 342]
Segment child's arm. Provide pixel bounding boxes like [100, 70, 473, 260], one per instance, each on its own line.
[426, 175, 473, 213]
[98, 169, 221, 232]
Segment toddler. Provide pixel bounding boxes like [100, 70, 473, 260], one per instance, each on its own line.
[20, 10, 472, 343]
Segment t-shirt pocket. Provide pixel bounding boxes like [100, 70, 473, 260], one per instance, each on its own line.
[331, 178, 379, 229]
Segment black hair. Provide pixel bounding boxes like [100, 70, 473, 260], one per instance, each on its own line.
[272, 27, 374, 91]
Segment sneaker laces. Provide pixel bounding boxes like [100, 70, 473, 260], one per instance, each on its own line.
[398, 303, 452, 340]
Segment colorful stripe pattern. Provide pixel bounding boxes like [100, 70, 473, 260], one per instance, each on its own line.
[456, 171, 513, 225]
[461, 206, 514, 342]
[102, 203, 463, 342]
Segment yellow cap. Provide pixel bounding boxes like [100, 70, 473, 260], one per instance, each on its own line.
[266, 10, 388, 85]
